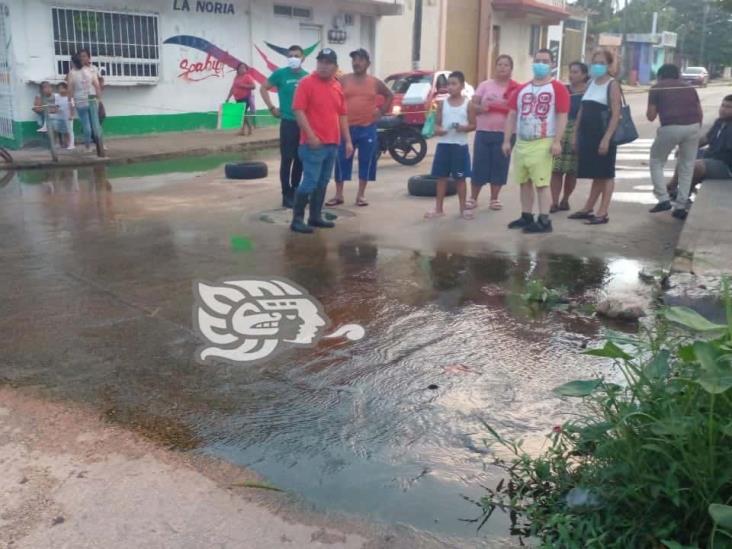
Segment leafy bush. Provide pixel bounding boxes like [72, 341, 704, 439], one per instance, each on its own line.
[476, 283, 732, 548]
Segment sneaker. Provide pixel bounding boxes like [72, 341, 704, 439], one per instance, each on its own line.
[649, 201, 672, 213]
[672, 209, 688, 220]
[508, 213, 534, 229]
[523, 217, 553, 233]
[37, 124, 47, 133]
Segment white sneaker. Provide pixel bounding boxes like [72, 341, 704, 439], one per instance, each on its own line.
[37, 124, 47, 133]
[66, 146, 75, 151]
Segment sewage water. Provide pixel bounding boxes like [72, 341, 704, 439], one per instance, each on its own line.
[0, 164, 658, 545]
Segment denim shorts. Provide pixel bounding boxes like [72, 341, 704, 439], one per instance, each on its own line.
[431, 143, 471, 179]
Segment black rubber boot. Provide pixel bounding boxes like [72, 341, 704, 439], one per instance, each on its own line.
[290, 192, 314, 233]
[308, 187, 335, 228]
[508, 212, 534, 229]
[282, 192, 294, 209]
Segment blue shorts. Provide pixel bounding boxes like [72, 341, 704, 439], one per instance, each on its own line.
[335, 124, 378, 182]
[431, 143, 471, 179]
[472, 131, 512, 186]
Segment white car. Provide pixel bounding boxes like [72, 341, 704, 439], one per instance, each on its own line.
[681, 67, 709, 87]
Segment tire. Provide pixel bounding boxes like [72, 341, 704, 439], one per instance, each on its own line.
[407, 175, 457, 197]
[225, 161, 268, 180]
[389, 128, 428, 166]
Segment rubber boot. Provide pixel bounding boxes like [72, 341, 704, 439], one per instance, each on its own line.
[282, 191, 293, 209]
[308, 186, 335, 228]
[290, 192, 314, 233]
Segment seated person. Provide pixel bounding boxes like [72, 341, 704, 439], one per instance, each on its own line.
[668, 94, 732, 198]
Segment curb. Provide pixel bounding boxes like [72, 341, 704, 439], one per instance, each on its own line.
[4, 138, 280, 171]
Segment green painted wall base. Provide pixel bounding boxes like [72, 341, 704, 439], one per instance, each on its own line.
[2, 109, 278, 150]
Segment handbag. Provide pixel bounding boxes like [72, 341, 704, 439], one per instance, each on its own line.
[421, 108, 436, 138]
[601, 80, 638, 146]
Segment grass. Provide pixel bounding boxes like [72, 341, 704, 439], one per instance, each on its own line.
[473, 280, 732, 548]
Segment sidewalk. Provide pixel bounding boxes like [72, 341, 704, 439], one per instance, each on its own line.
[673, 179, 732, 275]
[3, 127, 280, 170]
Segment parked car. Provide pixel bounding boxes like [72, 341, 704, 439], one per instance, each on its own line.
[681, 66, 709, 87]
[384, 70, 474, 127]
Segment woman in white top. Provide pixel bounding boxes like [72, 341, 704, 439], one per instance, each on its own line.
[67, 53, 102, 151]
[569, 49, 622, 224]
[425, 71, 477, 220]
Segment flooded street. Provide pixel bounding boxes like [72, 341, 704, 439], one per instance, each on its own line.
[0, 150, 678, 545]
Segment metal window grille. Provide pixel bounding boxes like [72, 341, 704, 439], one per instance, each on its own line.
[273, 4, 312, 19]
[52, 7, 160, 83]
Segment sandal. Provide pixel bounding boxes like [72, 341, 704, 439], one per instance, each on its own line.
[558, 201, 571, 211]
[585, 215, 609, 225]
[549, 204, 560, 214]
[465, 198, 477, 210]
[489, 199, 502, 210]
[460, 210, 475, 220]
[355, 197, 369, 207]
[325, 197, 344, 207]
[424, 210, 445, 219]
[568, 210, 594, 220]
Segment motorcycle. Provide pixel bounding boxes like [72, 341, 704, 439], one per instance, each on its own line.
[376, 116, 427, 166]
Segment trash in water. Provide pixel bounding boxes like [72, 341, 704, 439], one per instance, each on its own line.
[427, 384, 439, 390]
[230, 235, 253, 252]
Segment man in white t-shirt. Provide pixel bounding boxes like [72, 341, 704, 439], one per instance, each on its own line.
[502, 48, 569, 233]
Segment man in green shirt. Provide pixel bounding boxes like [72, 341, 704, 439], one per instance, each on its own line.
[261, 45, 309, 208]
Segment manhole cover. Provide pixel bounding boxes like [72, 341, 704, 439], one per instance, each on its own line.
[254, 207, 355, 225]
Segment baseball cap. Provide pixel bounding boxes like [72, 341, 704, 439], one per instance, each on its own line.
[349, 48, 370, 61]
[316, 48, 337, 63]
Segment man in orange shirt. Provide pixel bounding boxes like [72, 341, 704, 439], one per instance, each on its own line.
[291, 49, 353, 234]
[327, 49, 393, 207]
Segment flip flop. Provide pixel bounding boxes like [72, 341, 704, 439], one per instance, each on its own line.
[558, 201, 571, 211]
[325, 197, 344, 207]
[585, 215, 609, 225]
[549, 204, 560, 214]
[355, 198, 369, 207]
[461, 210, 475, 220]
[489, 199, 503, 211]
[424, 210, 445, 219]
[568, 210, 594, 220]
[465, 198, 477, 210]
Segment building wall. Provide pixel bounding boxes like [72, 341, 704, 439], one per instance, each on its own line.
[4, 0, 387, 148]
[375, 0, 441, 77]
[443, 0, 480, 86]
[491, 13, 537, 82]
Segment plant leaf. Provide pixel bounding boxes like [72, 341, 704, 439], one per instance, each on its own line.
[553, 379, 602, 397]
[709, 503, 732, 529]
[644, 350, 670, 379]
[661, 541, 698, 549]
[693, 342, 732, 394]
[584, 341, 632, 360]
[664, 306, 726, 332]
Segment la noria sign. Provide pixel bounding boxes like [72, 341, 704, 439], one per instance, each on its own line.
[173, 0, 235, 15]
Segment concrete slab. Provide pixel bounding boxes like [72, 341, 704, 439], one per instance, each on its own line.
[673, 179, 732, 275]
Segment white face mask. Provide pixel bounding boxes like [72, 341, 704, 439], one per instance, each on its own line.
[287, 57, 302, 70]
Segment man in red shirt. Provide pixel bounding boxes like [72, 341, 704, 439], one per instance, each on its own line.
[291, 49, 353, 233]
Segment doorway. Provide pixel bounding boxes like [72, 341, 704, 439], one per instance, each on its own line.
[299, 23, 323, 60]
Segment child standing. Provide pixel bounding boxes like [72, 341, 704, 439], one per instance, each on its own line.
[425, 71, 477, 220]
[32, 82, 57, 133]
[51, 82, 73, 149]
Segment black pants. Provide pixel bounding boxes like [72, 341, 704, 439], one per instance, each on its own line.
[280, 119, 302, 196]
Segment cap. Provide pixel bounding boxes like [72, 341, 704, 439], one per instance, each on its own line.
[349, 48, 370, 62]
[316, 48, 338, 63]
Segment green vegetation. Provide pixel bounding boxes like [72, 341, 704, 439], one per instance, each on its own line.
[476, 282, 732, 548]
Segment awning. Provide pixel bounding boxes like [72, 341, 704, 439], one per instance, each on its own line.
[492, 0, 569, 24]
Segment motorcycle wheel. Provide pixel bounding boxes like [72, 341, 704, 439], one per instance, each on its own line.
[388, 128, 427, 166]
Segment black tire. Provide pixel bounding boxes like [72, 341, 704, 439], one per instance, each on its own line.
[225, 161, 268, 180]
[389, 128, 428, 166]
[407, 175, 457, 197]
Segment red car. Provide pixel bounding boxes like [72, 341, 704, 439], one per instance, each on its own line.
[384, 70, 475, 127]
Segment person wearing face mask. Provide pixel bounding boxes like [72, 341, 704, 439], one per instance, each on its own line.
[569, 49, 622, 225]
[261, 45, 309, 208]
[502, 48, 570, 234]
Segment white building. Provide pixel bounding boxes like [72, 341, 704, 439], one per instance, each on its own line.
[0, 0, 408, 149]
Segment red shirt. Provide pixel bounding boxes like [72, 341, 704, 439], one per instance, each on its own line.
[508, 80, 570, 140]
[232, 73, 254, 101]
[292, 74, 347, 145]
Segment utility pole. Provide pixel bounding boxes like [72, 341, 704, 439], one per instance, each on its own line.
[412, 0, 423, 70]
[620, 0, 628, 81]
[699, 2, 710, 67]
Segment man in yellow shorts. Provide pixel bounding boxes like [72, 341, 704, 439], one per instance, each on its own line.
[502, 48, 569, 233]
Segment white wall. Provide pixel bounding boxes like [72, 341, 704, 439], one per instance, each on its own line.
[492, 13, 535, 82]
[9, 0, 381, 123]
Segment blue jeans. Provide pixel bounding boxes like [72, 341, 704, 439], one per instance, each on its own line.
[297, 144, 338, 196]
[335, 124, 378, 182]
[76, 98, 102, 146]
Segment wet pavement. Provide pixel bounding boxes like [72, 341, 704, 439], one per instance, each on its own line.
[0, 137, 681, 545]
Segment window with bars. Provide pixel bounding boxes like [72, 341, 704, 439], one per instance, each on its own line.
[52, 7, 160, 83]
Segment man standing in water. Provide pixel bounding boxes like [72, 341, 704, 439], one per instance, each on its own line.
[261, 45, 308, 208]
[503, 48, 569, 233]
[326, 49, 393, 207]
[291, 49, 353, 234]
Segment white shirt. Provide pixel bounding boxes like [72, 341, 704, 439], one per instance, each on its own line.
[439, 97, 469, 145]
[510, 80, 570, 141]
[582, 78, 613, 106]
[51, 94, 70, 120]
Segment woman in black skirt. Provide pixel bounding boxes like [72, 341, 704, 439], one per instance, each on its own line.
[569, 49, 622, 224]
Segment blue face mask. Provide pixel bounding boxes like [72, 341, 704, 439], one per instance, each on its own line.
[590, 64, 608, 79]
[532, 63, 551, 79]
